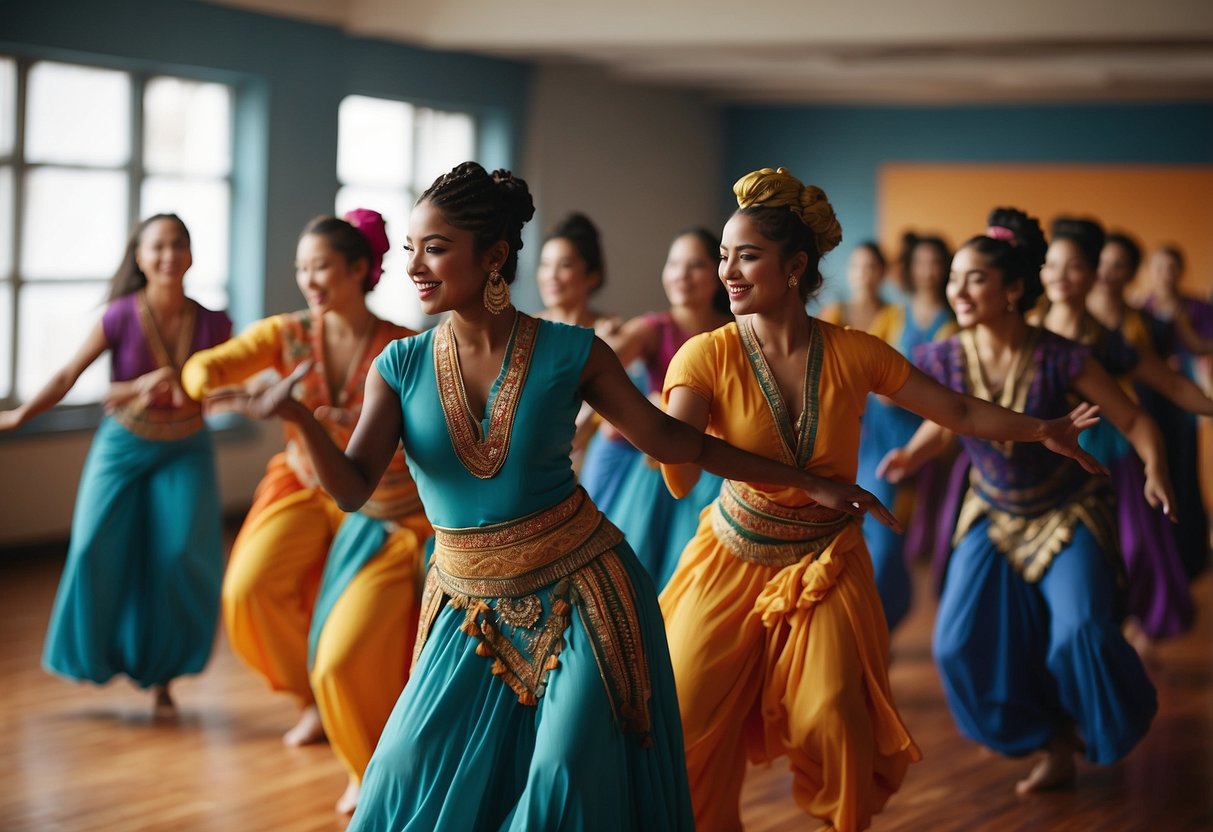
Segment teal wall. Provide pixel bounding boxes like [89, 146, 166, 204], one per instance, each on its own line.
[3, 0, 531, 325]
[721, 102, 1213, 301]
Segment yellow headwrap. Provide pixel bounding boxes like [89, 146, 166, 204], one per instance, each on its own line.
[733, 167, 842, 255]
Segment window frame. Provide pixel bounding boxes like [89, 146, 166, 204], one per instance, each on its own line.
[0, 53, 236, 433]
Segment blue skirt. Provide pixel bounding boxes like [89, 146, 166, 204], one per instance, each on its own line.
[42, 418, 223, 688]
[347, 543, 693, 831]
[933, 516, 1156, 763]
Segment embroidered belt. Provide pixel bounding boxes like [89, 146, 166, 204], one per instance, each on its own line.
[711, 479, 853, 568]
[954, 475, 1120, 583]
[111, 405, 204, 441]
[415, 488, 652, 741]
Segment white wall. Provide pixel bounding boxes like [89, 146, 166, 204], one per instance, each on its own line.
[518, 63, 723, 319]
[0, 424, 280, 547]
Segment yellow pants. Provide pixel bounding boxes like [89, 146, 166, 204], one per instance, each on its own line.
[310, 515, 430, 782]
[661, 520, 920, 832]
[223, 476, 344, 706]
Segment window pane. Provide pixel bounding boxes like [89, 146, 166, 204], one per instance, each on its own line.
[0, 57, 15, 157]
[22, 168, 127, 279]
[415, 109, 475, 191]
[338, 95, 412, 188]
[17, 282, 109, 404]
[335, 185, 439, 330]
[26, 62, 130, 167]
[0, 281, 11, 398]
[141, 175, 229, 309]
[144, 77, 232, 177]
[0, 166, 11, 279]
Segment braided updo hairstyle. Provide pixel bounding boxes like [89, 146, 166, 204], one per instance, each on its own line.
[419, 162, 536, 284]
[732, 167, 842, 303]
[962, 207, 1048, 314]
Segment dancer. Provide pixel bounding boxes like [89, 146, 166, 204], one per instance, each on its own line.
[856, 233, 957, 630]
[182, 211, 419, 777]
[881, 208, 1165, 796]
[819, 240, 888, 331]
[584, 227, 733, 589]
[1039, 219, 1213, 643]
[0, 214, 231, 713]
[659, 171, 1100, 831]
[225, 161, 925, 831]
[1139, 245, 1213, 577]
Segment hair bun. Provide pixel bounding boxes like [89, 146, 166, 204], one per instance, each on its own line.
[342, 208, 389, 288]
[733, 166, 841, 254]
[491, 168, 536, 228]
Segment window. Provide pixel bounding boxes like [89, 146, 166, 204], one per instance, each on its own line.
[336, 95, 475, 330]
[0, 55, 233, 408]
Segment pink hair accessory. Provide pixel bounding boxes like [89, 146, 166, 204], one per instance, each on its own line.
[985, 225, 1017, 243]
[344, 208, 390, 289]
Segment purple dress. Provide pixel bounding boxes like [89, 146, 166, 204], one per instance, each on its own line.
[42, 291, 232, 687]
[921, 327, 1156, 764]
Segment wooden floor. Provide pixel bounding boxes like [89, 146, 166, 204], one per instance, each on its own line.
[3, 544, 1212, 831]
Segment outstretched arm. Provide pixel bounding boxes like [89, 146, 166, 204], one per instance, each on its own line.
[0, 321, 108, 430]
[1071, 356, 1176, 518]
[205, 361, 401, 511]
[876, 421, 955, 484]
[1132, 350, 1213, 416]
[580, 338, 898, 527]
[887, 367, 1105, 475]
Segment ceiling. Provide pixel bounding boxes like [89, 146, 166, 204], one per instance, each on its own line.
[204, 0, 1213, 104]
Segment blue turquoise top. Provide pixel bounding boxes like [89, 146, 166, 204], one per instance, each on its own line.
[375, 315, 593, 528]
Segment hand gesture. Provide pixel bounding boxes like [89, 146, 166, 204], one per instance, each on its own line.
[0, 408, 25, 432]
[875, 447, 913, 485]
[204, 361, 312, 421]
[804, 476, 902, 533]
[1142, 467, 1178, 523]
[1040, 402, 1108, 476]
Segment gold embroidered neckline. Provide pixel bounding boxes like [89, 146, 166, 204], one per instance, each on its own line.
[961, 327, 1039, 457]
[435, 313, 539, 479]
[136, 290, 196, 371]
[737, 319, 824, 468]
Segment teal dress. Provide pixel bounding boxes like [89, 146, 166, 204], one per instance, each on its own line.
[351, 315, 692, 831]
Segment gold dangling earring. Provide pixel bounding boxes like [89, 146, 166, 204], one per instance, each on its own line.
[483, 268, 511, 315]
[787, 274, 799, 289]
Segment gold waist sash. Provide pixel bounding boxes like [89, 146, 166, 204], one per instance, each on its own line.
[711, 480, 853, 568]
[954, 475, 1119, 583]
[416, 488, 652, 741]
[111, 404, 204, 441]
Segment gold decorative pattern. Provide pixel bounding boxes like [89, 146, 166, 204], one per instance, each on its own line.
[737, 318, 824, 467]
[711, 479, 853, 568]
[112, 291, 203, 440]
[435, 312, 538, 479]
[411, 490, 652, 741]
[959, 327, 1039, 458]
[953, 476, 1120, 583]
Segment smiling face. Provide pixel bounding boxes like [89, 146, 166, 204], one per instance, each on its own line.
[718, 212, 805, 316]
[134, 218, 192, 290]
[947, 245, 1021, 328]
[662, 233, 719, 310]
[404, 199, 500, 316]
[295, 233, 366, 316]
[536, 237, 598, 311]
[1040, 238, 1096, 305]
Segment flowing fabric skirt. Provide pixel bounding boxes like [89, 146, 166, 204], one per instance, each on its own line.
[856, 395, 926, 630]
[308, 511, 432, 782]
[222, 453, 345, 705]
[42, 418, 223, 688]
[934, 517, 1157, 763]
[661, 515, 920, 832]
[347, 542, 693, 831]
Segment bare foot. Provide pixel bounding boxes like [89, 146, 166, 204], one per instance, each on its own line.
[282, 705, 326, 747]
[152, 684, 177, 719]
[335, 778, 360, 815]
[1015, 741, 1077, 796]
